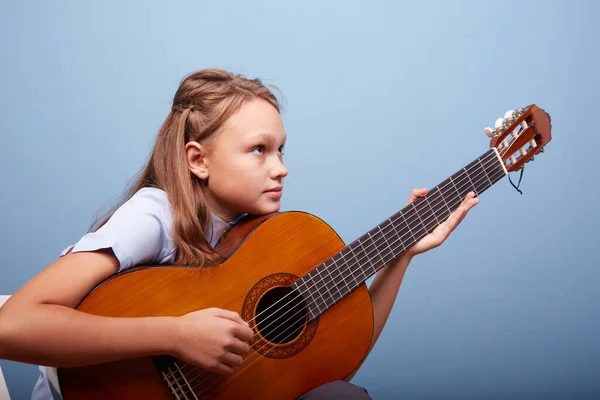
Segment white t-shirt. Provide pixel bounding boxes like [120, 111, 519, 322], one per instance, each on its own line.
[31, 187, 244, 400]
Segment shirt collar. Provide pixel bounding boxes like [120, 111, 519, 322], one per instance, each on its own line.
[206, 212, 248, 247]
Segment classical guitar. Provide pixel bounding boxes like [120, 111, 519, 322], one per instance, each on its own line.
[57, 105, 552, 399]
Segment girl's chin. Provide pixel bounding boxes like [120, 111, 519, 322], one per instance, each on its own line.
[252, 202, 280, 216]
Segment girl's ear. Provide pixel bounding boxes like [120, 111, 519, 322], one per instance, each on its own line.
[185, 141, 209, 180]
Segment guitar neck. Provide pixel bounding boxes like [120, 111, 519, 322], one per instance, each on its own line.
[293, 148, 508, 321]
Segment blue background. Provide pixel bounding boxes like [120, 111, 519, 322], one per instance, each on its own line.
[1, 0, 598, 398]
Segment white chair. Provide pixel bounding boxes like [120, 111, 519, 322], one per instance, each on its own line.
[0, 295, 12, 400]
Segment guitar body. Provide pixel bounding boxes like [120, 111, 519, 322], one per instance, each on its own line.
[58, 211, 374, 400]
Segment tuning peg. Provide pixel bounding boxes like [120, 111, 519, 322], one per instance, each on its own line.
[520, 146, 527, 157]
[484, 127, 495, 138]
[494, 118, 505, 129]
[504, 110, 515, 119]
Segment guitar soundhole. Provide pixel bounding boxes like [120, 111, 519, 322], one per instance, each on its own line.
[255, 286, 307, 345]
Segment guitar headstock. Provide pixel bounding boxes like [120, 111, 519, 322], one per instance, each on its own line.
[484, 104, 552, 172]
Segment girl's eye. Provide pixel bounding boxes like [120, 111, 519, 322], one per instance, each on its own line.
[252, 145, 265, 154]
[252, 144, 285, 155]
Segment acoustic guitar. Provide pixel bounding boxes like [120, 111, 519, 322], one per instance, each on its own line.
[57, 105, 552, 399]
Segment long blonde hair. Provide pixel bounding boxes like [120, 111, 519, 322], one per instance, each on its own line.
[92, 69, 281, 267]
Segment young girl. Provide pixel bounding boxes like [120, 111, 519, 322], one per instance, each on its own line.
[0, 68, 478, 399]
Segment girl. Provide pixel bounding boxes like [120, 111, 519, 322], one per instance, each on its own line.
[0, 68, 478, 399]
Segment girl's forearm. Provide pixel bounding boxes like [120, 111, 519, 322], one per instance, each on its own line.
[368, 253, 412, 352]
[0, 303, 176, 368]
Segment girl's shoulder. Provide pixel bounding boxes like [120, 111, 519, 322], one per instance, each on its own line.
[126, 187, 173, 219]
[65, 187, 177, 271]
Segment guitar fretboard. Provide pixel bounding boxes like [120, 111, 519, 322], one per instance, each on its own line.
[291, 148, 507, 320]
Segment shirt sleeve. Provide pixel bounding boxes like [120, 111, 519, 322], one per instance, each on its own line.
[67, 188, 175, 272]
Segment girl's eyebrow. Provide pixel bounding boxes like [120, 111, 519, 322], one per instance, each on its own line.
[246, 132, 287, 143]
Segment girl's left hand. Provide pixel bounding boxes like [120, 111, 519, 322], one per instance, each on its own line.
[404, 188, 479, 258]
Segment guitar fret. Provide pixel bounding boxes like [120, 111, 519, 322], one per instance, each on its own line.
[296, 277, 319, 321]
[380, 219, 403, 260]
[319, 263, 337, 307]
[420, 199, 439, 232]
[449, 176, 463, 204]
[478, 158, 494, 186]
[430, 186, 452, 219]
[356, 239, 372, 282]
[376, 227, 393, 267]
[423, 196, 440, 225]
[307, 271, 326, 314]
[314, 267, 334, 307]
[343, 247, 361, 290]
[410, 203, 428, 233]
[463, 168, 478, 196]
[399, 210, 417, 243]
[377, 226, 390, 253]
[368, 233, 387, 269]
[336, 257, 353, 296]
[296, 278, 319, 320]
[388, 217, 407, 252]
[473, 167, 490, 195]
[326, 260, 347, 300]
[344, 244, 360, 286]
[324, 259, 343, 303]
[352, 252, 367, 284]
[368, 232, 386, 268]
[470, 156, 493, 195]
[439, 177, 461, 211]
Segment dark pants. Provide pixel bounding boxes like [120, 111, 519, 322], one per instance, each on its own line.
[297, 380, 371, 399]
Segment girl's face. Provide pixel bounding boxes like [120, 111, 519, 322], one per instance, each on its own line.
[187, 98, 288, 221]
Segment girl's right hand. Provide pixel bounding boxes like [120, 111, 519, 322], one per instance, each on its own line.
[173, 307, 254, 374]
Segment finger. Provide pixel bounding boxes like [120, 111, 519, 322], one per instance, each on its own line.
[448, 205, 469, 227]
[458, 193, 479, 215]
[226, 338, 251, 355]
[215, 309, 249, 327]
[231, 324, 255, 341]
[448, 196, 479, 227]
[212, 363, 234, 375]
[406, 188, 428, 205]
[220, 352, 244, 367]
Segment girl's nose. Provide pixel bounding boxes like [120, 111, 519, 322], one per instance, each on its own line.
[271, 157, 288, 180]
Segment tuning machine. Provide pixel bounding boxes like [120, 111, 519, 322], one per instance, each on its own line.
[484, 107, 527, 139]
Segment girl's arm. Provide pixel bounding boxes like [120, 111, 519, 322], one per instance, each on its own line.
[0, 250, 176, 367]
[0, 250, 252, 373]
